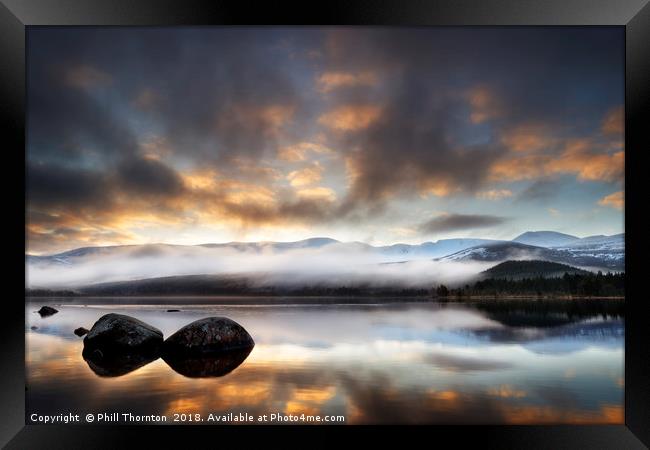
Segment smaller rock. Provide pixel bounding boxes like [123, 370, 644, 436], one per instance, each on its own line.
[166, 309, 181, 312]
[30, 326, 38, 330]
[74, 327, 89, 337]
[163, 317, 255, 356]
[37, 306, 58, 317]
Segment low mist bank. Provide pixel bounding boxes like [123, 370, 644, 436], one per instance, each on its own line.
[27, 243, 494, 290]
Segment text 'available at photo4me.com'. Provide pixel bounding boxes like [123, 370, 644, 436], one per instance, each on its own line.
[29, 412, 347, 424]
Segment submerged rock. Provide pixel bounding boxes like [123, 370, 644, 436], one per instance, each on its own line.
[167, 309, 181, 312]
[82, 346, 159, 377]
[74, 327, 89, 337]
[163, 317, 255, 355]
[37, 306, 58, 317]
[83, 313, 163, 352]
[30, 326, 38, 330]
[163, 347, 253, 378]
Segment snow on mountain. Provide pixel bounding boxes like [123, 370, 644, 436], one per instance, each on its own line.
[438, 238, 624, 271]
[25, 233, 624, 289]
[548, 233, 624, 266]
[512, 231, 580, 248]
[377, 238, 503, 260]
[27, 237, 504, 267]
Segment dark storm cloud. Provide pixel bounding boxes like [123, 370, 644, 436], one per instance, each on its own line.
[28, 28, 324, 167]
[516, 180, 559, 203]
[27, 162, 113, 210]
[116, 156, 185, 197]
[419, 214, 510, 234]
[319, 27, 624, 211]
[337, 87, 504, 212]
[27, 55, 139, 164]
[27, 157, 187, 218]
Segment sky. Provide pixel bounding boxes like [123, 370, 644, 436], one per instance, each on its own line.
[26, 27, 624, 255]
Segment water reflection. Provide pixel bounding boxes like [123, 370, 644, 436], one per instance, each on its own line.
[25, 299, 624, 424]
[82, 346, 161, 377]
[163, 347, 253, 378]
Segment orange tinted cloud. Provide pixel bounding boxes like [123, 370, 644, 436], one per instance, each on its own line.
[487, 385, 527, 398]
[466, 85, 500, 124]
[318, 105, 382, 131]
[490, 140, 624, 183]
[181, 169, 219, 190]
[64, 65, 112, 89]
[278, 142, 333, 162]
[547, 146, 623, 182]
[287, 163, 324, 187]
[602, 106, 623, 135]
[317, 71, 378, 93]
[500, 123, 555, 152]
[259, 104, 295, 128]
[221, 103, 295, 138]
[499, 404, 623, 425]
[297, 186, 337, 202]
[419, 179, 454, 198]
[489, 154, 549, 181]
[598, 191, 624, 210]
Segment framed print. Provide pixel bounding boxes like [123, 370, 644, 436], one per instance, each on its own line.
[2, 0, 649, 448]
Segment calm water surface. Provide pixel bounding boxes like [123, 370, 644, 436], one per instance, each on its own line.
[26, 298, 624, 424]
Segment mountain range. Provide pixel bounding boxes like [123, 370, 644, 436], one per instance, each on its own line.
[26, 231, 624, 290]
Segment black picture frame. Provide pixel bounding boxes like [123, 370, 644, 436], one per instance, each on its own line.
[3, 0, 649, 448]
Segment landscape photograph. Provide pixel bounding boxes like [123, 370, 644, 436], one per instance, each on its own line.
[26, 26, 624, 424]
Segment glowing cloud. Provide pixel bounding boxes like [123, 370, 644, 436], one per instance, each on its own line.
[316, 71, 378, 93]
[598, 191, 624, 210]
[278, 142, 333, 162]
[602, 106, 623, 135]
[466, 85, 500, 124]
[318, 105, 382, 131]
[286, 163, 324, 187]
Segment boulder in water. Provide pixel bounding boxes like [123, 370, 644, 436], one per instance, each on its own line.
[163, 317, 254, 355]
[83, 313, 163, 353]
[74, 327, 89, 337]
[37, 306, 58, 317]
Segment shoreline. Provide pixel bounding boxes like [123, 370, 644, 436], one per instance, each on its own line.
[25, 294, 625, 306]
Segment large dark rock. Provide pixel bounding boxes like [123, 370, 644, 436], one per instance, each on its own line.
[37, 306, 58, 317]
[163, 347, 253, 378]
[82, 347, 159, 377]
[163, 317, 254, 356]
[83, 313, 163, 353]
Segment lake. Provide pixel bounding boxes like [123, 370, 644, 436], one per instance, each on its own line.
[25, 298, 624, 424]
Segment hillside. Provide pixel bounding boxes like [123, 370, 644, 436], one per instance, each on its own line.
[438, 241, 623, 270]
[482, 260, 589, 280]
[513, 231, 580, 247]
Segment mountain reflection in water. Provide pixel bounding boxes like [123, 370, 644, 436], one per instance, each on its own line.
[26, 299, 624, 424]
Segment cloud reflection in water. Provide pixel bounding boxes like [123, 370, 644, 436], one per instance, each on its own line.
[26, 301, 623, 424]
